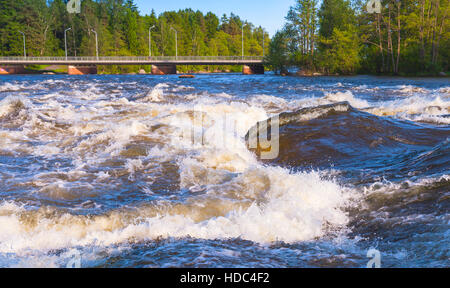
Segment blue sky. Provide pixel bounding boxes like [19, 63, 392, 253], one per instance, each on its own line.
[134, 0, 294, 36]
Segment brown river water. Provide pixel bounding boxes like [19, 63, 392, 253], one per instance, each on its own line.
[0, 74, 448, 267]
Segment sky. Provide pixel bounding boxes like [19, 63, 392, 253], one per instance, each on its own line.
[134, 0, 294, 37]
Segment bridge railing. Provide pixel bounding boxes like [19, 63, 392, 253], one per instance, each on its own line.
[0, 56, 263, 61]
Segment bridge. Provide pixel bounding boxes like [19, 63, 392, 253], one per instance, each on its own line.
[0, 56, 265, 75]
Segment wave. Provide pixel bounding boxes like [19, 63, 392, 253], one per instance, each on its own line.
[140, 83, 169, 102]
[0, 96, 30, 119]
[0, 167, 352, 253]
[366, 95, 449, 117]
[0, 81, 48, 93]
[323, 91, 370, 109]
[0, 90, 358, 254]
[247, 89, 450, 125]
[247, 102, 450, 179]
[396, 85, 427, 94]
[247, 91, 370, 113]
[351, 174, 449, 250]
[0, 83, 23, 92]
[0, 77, 448, 267]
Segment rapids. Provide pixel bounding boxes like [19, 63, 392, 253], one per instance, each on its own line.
[0, 74, 448, 267]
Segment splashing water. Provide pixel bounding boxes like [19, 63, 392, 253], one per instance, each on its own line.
[0, 74, 448, 268]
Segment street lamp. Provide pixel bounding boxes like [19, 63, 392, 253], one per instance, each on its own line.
[170, 27, 178, 60]
[18, 31, 26, 58]
[149, 25, 155, 57]
[65, 27, 72, 60]
[91, 29, 98, 60]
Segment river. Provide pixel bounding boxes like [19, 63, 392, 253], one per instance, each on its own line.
[0, 73, 448, 267]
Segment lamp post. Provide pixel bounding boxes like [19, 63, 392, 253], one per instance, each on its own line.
[18, 31, 26, 58]
[170, 27, 178, 60]
[91, 29, 98, 60]
[149, 25, 155, 57]
[65, 27, 72, 60]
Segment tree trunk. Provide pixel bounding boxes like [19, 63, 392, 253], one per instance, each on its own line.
[435, 4, 449, 67]
[377, 12, 385, 72]
[41, 25, 49, 56]
[431, 0, 440, 64]
[387, 3, 395, 73]
[395, 1, 401, 74]
[419, 0, 425, 66]
[426, 0, 433, 42]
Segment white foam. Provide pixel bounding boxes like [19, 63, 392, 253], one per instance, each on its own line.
[438, 87, 450, 96]
[126, 159, 144, 179]
[0, 82, 23, 92]
[6, 77, 447, 264]
[142, 83, 169, 102]
[366, 95, 449, 120]
[363, 174, 449, 196]
[323, 91, 370, 109]
[396, 85, 427, 94]
[404, 114, 450, 125]
[247, 91, 371, 113]
[0, 167, 351, 253]
[0, 96, 30, 118]
[0, 87, 355, 254]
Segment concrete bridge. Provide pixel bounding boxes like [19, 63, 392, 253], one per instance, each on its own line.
[0, 56, 265, 75]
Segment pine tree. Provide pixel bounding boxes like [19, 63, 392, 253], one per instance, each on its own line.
[317, 0, 360, 74]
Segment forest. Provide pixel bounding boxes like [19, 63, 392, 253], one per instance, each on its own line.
[266, 0, 449, 76]
[0, 0, 448, 75]
[0, 0, 269, 73]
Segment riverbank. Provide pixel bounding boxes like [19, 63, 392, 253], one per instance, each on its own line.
[4, 65, 448, 77]
[280, 69, 449, 78]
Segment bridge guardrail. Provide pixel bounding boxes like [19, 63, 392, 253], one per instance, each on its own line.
[0, 56, 264, 61]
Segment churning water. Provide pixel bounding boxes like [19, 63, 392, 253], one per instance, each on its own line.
[0, 74, 448, 267]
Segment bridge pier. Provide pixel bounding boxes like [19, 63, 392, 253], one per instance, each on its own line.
[151, 64, 177, 75]
[243, 64, 264, 75]
[68, 65, 97, 75]
[0, 65, 25, 75]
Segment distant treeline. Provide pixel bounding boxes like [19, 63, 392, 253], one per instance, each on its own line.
[266, 0, 449, 76]
[0, 0, 269, 73]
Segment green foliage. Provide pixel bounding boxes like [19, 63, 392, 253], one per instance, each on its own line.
[265, 0, 449, 75]
[317, 0, 359, 74]
[318, 0, 355, 39]
[284, 0, 318, 68]
[0, 0, 268, 73]
[318, 27, 361, 74]
[264, 30, 289, 74]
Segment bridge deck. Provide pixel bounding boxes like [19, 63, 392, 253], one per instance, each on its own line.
[0, 56, 264, 66]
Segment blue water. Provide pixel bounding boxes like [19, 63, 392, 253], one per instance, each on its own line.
[0, 74, 448, 267]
